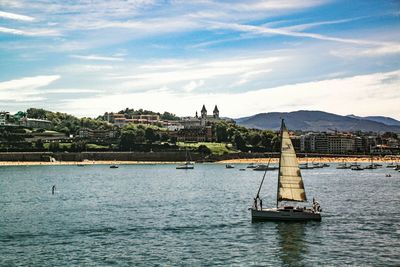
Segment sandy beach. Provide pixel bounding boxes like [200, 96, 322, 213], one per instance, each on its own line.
[0, 156, 398, 166]
[0, 160, 182, 166]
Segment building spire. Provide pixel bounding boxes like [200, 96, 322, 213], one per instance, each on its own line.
[213, 105, 219, 119]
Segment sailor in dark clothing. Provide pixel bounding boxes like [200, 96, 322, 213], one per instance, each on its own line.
[52, 185, 56, 195]
[254, 198, 258, 210]
[260, 198, 263, 210]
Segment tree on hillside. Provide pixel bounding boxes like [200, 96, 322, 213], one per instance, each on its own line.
[160, 112, 180, 121]
[27, 108, 48, 119]
[35, 139, 44, 150]
[249, 132, 262, 147]
[197, 144, 212, 155]
[234, 134, 247, 151]
[215, 122, 228, 142]
[145, 127, 159, 143]
[261, 131, 275, 151]
[49, 141, 60, 152]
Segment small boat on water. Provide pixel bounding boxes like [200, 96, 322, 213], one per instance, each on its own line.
[110, 165, 119, 169]
[176, 150, 195, 170]
[239, 168, 246, 171]
[246, 163, 257, 169]
[176, 162, 194, 169]
[253, 164, 278, 171]
[351, 165, 364, 171]
[299, 163, 314, 169]
[365, 157, 380, 169]
[312, 162, 324, 168]
[365, 165, 377, 170]
[336, 161, 351, 169]
[225, 164, 235, 169]
[250, 119, 321, 222]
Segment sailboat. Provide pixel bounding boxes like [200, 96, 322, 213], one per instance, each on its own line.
[250, 119, 321, 222]
[336, 160, 351, 169]
[176, 149, 194, 169]
[365, 156, 378, 169]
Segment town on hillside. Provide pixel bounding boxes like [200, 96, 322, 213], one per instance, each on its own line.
[0, 106, 399, 156]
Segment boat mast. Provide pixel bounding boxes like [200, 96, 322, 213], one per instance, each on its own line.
[255, 157, 271, 198]
[276, 119, 284, 208]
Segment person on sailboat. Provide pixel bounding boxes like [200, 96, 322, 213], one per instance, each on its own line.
[259, 198, 263, 210]
[312, 198, 321, 212]
[253, 198, 258, 210]
[52, 185, 56, 195]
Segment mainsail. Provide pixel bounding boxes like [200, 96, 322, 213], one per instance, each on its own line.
[277, 120, 307, 204]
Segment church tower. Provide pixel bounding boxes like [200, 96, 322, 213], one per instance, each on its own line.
[201, 104, 207, 119]
[213, 105, 219, 119]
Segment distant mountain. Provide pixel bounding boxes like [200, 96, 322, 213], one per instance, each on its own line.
[235, 110, 400, 133]
[346, 115, 400, 127]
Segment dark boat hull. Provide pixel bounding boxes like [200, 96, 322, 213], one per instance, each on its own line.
[251, 208, 321, 222]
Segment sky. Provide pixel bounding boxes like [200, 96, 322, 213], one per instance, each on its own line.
[0, 0, 399, 119]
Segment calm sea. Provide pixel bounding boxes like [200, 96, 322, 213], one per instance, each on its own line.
[0, 164, 399, 266]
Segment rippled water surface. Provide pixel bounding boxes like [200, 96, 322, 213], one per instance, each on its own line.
[1, 164, 399, 266]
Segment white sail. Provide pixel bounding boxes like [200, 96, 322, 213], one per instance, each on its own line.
[277, 121, 307, 203]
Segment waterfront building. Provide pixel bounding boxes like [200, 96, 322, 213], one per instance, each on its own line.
[0, 112, 9, 126]
[300, 133, 328, 153]
[20, 117, 52, 129]
[78, 128, 118, 140]
[179, 104, 221, 129]
[105, 112, 161, 127]
[327, 134, 355, 154]
[164, 121, 184, 131]
[176, 126, 213, 142]
[354, 136, 364, 152]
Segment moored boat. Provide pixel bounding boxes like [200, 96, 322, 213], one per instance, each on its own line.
[253, 164, 278, 171]
[176, 162, 194, 169]
[351, 165, 364, 171]
[176, 150, 195, 169]
[246, 163, 257, 168]
[336, 162, 351, 169]
[299, 163, 314, 169]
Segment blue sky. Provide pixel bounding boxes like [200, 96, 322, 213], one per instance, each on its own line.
[0, 0, 399, 119]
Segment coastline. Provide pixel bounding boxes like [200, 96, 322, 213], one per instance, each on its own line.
[0, 156, 398, 166]
[219, 156, 398, 164]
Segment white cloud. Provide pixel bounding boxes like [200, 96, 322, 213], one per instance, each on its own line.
[70, 54, 124, 62]
[0, 26, 60, 36]
[210, 22, 380, 46]
[43, 88, 103, 94]
[0, 10, 35, 21]
[229, 0, 327, 12]
[61, 70, 400, 119]
[207, 21, 400, 58]
[0, 75, 60, 101]
[331, 43, 400, 58]
[112, 56, 282, 90]
[279, 17, 364, 32]
[55, 64, 115, 73]
[183, 80, 204, 92]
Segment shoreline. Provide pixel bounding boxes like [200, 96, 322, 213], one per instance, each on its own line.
[0, 156, 398, 166]
[219, 156, 398, 164]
